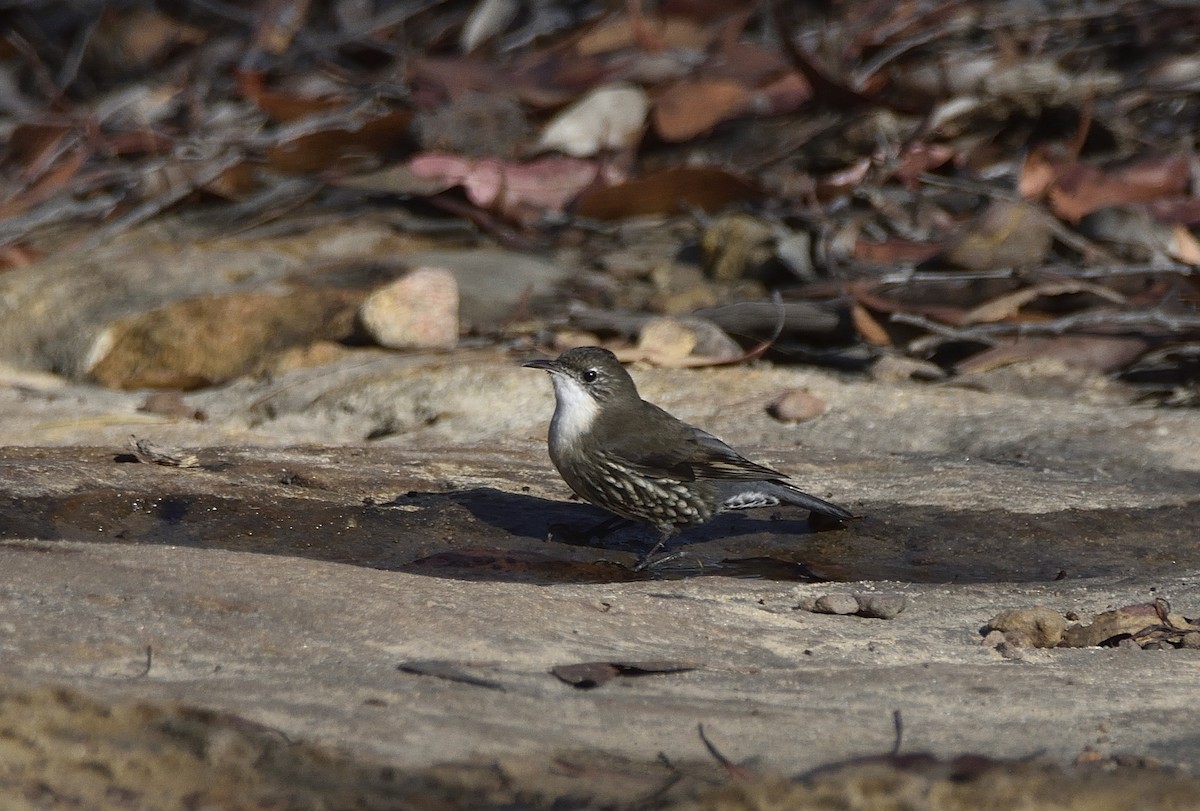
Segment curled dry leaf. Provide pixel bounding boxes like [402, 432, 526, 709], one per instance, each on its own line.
[534, 83, 650, 157]
[962, 281, 1127, 325]
[851, 302, 891, 346]
[1061, 601, 1200, 648]
[551, 660, 696, 689]
[407, 153, 621, 215]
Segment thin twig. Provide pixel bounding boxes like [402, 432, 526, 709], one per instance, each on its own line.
[874, 261, 1198, 286]
[891, 307, 1200, 339]
[79, 150, 245, 250]
[697, 724, 752, 781]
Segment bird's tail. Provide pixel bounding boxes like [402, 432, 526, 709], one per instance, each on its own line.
[718, 480, 856, 521]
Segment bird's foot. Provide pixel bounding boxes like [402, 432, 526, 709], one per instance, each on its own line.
[632, 533, 695, 572]
[632, 549, 690, 572]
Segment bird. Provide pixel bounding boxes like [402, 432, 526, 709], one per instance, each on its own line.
[523, 346, 854, 567]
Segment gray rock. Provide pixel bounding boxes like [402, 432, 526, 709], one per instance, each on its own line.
[854, 592, 908, 620]
[812, 593, 861, 615]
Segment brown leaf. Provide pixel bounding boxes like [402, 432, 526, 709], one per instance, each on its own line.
[653, 80, 752, 141]
[551, 660, 696, 689]
[851, 302, 891, 346]
[264, 110, 412, 174]
[575, 167, 761, 220]
[1049, 154, 1191, 223]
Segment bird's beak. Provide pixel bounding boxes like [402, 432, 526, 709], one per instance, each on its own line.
[522, 358, 559, 372]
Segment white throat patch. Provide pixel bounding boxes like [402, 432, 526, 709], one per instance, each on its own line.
[548, 373, 600, 447]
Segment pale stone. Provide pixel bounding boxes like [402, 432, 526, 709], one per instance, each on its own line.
[359, 267, 459, 349]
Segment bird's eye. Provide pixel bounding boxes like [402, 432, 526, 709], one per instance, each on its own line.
[582, 369, 598, 383]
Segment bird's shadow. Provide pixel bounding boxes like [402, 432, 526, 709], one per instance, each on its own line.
[435, 487, 828, 551]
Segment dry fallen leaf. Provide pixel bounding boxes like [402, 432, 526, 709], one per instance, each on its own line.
[1061, 601, 1199, 648]
[551, 660, 696, 689]
[407, 153, 620, 215]
[534, 83, 650, 157]
[962, 282, 1126, 325]
[1048, 154, 1191, 223]
[575, 166, 761, 219]
[653, 79, 752, 142]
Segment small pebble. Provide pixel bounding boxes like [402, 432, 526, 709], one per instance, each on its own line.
[767, 388, 827, 423]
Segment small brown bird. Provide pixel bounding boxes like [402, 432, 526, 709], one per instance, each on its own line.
[524, 346, 853, 565]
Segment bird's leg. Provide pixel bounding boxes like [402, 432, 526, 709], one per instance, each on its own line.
[632, 530, 676, 572]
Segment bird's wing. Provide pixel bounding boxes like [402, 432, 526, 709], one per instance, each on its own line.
[603, 404, 785, 482]
[688, 428, 787, 481]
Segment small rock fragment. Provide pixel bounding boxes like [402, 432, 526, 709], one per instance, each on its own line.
[359, 267, 459, 350]
[986, 606, 1067, 648]
[980, 629, 1007, 648]
[637, 317, 697, 359]
[767, 388, 827, 423]
[870, 354, 946, 383]
[636, 317, 741, 362]
[1182, 632, 1200, 649]
[854, 592, 907, 620]
[812, 593, 860, 615]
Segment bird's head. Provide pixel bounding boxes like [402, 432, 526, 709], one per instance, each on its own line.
[523, 346, 640, 419]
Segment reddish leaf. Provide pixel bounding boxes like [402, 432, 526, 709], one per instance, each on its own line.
[1048, 154, 1191, 223]
[407, 153, 621, 215]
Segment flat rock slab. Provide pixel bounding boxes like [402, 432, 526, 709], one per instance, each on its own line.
[1, 351, 1199, 806]
[2, 539, 1199, 807]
